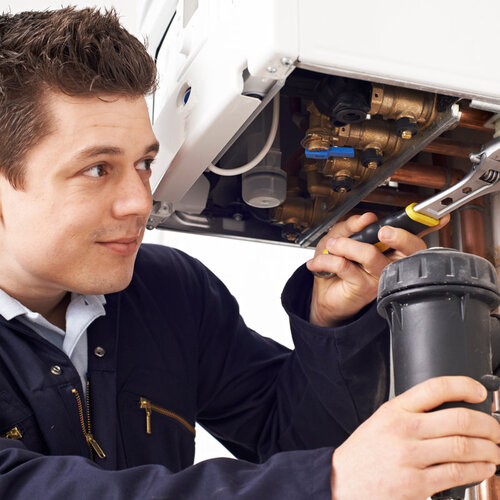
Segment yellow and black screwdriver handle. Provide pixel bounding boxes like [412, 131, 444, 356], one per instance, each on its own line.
[348, 203, 439, 252]
[314, 204, 439, 278]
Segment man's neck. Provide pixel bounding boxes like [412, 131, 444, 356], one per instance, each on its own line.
[41, 292, 71, 330]
[5, 289, 70, 330]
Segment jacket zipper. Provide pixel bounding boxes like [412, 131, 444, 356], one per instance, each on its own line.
[71, 381, 106, 460]
[139, 397, 196, 436]
[2, 426, 22, 440]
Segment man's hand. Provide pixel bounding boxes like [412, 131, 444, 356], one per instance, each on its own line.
[307, 212, 449, 327]
[331, 376, 500, 500]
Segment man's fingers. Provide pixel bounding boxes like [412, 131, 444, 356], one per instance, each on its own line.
[395, 376, 488, 413]
[378, 225, 427, 257]
[419, 213, 451, 238]
[418, 436, 500, 467]
[414, 407, 500, 442]
[322, 212, 378, 241]
[311, 236, 389, 278]
[425, 462, 496, 496]
[307, 252, 369, 287]
[308, 239, 385, 287]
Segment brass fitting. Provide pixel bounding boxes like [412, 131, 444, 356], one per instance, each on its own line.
[306, 170, 332, 198]
[323, 156, 361, 177]
[285, 175, 303, 198]
[370, 84, 436, 123]
[302, 158, 320, 173]
[323, 156, 376, 192]
[271, 194, 333, 236]
[271, 197, 314, 230]
[370, 85, 437, 138]
[331, 170, 354, 193]
[334, 118, 402, 165]
[301, 103, 333, 151]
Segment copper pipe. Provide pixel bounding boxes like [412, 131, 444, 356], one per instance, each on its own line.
[391, 162, 463, 190]
[460, 199, 486, 257]
[438, 220, 454, 248]
[429, 154, 458, 248]
[363, 188, 426, 207]
[424, 138, 481, 159]
[459, 107, 494, 131]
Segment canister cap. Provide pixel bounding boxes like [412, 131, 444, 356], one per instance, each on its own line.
[378, 248, 499, 300]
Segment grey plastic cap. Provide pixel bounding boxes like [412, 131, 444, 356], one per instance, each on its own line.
[378, 248, 499, 300]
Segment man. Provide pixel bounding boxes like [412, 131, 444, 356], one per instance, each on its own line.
[0, 7, 497, 499]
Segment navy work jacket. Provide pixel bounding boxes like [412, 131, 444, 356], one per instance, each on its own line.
[0, 244, 389, 499]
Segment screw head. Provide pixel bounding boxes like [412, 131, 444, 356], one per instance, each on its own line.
[367, 161, 379, 170]
[266, 66, 277, 73]
[50, 365, 62, 376]
[401, 130, 413, 140]
[281, 57, 293, 66]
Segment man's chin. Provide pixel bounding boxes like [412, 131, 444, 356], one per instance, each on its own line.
[71, 269, 135, 296]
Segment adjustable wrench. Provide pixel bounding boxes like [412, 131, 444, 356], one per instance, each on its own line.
[315, 136, 500, 278]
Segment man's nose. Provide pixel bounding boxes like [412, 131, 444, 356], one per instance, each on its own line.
[111, 169, 152, 219]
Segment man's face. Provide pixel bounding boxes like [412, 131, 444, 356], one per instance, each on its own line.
[0, 92, 158, 299]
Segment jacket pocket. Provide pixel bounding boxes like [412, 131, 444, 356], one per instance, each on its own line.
[139, 397, 196, 437]
[118, 370, 196, 472]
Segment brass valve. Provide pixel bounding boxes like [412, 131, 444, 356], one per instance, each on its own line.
[331, 170, 354, 193]
[323, 156, 376, 193]
[289, 83, 440, 238]
[271, 197, 314, 231]
[334, 118, 402, 167]
[370, 85, 437, 139]
[323, 156, 361, 177]
[301, 103, 333, 152]
[272, 195, 332, 237]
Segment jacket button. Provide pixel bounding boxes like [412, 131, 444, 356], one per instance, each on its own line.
[50, 365, 62, 375]
[94, 346, 106, 358]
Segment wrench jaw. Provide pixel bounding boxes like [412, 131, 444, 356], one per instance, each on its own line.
[479, 168, 500, 185]
[474, 137, 500, 188]
[413, 137, 500, 220]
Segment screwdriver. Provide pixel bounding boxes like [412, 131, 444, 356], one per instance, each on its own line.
[315, 136, 500, 278]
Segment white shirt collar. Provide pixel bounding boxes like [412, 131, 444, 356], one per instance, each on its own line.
[0, 287, 106, 336]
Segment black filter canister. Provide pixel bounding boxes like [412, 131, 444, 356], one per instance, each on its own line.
[377, 248, 500, 500]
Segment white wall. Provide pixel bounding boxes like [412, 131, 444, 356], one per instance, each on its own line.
[0, 0, 315, 462]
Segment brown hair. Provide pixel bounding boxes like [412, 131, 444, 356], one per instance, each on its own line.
[0, 7, 157, 188]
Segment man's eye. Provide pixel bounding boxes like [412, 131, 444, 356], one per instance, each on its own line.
[83, 165, 106, 178]
[136, 159, 154, 171]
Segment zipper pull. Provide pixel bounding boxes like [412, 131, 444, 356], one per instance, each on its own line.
[139, 397, 152, 434]
[3, 426, 22, 440]
[86, 433, 106, 459]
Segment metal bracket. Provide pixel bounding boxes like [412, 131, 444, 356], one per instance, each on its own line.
[146, 201, 174, 230]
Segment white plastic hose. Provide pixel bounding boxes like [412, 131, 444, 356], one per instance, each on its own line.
[208, 95, 280, 176]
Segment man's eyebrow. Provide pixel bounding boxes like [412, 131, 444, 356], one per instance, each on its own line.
[74, 142, 160, 161]
[144, 142, 160, 155]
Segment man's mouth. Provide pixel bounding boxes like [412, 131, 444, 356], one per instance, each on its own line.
[96, 236, 140, 255]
